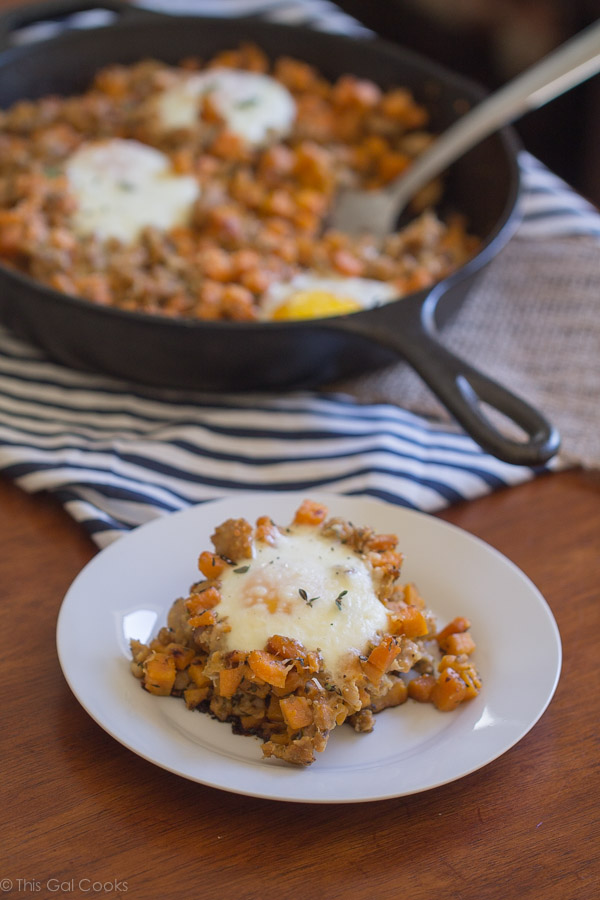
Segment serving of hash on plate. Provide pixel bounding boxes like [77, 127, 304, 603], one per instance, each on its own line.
[130, 499, 481, 765]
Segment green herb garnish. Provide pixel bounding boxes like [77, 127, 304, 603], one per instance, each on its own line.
[235, 96, 259, 109]
[334, 590, 347, 610]
[299, 588, 319, 606]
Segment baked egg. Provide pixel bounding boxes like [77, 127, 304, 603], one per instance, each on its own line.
[260, 275, 400, 320]
[154, 68, 297, 145]
[65, 138, 200, 244]
[217, 525, 390, 682]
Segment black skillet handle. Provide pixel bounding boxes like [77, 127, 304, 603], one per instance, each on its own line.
[0, 0, 165, 50]
[334, 297, 561, 467]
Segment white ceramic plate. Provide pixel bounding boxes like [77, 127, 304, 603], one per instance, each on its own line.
[56, 492, 561, 804]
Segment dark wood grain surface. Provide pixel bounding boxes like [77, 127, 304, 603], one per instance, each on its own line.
[1, 469, 598, 900]
[0, 1, 598, 896]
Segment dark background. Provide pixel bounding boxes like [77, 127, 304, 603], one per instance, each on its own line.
[333, 0, 600, 208]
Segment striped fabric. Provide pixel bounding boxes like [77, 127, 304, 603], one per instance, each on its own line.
[0, 1, 597, 547]
[0, 322, 544, 546]
[518, 152, 600, 238]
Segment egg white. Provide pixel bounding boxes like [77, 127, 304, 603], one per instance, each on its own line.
[154, 67, 297, 145]
[65, 138, 200, 244]
[260, 274, 400, 320]
[218, 526, 389, 682]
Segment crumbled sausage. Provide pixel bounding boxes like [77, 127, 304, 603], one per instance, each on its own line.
[210, 517, 254, 561]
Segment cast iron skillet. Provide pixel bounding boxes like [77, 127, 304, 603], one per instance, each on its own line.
[0, 0, 560, 465]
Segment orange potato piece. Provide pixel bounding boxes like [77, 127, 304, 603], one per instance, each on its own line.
[431, 668, 468, 711]
[185, 586, 221, 615]
[219, 667, 245, 698]
[363, 635, 400, 683]
[188, 610, 216, 628]
[255, 515, 279, 545]
[279, 695, 314, 730]
[163, 643, 196, 670]
[441, 632, 476, 656]
[239, 714, 265, 731]
[293, 499, 328, 526]
[407, 674, 436, 703]
[436, 616, 471, 645]
[394, 605, 429, 638]
[188, 664, 210, 689]
[198, 551, 228, 579]
[265, 634, 307, 660]
[144, 653, 176, 696]
[183, 686, 210, 709]
[247, 650, 290, 688]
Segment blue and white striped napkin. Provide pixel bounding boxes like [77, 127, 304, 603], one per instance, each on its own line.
[1, 0, 598, 547]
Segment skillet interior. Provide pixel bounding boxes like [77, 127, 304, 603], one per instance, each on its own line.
[0, 12, 521, 390]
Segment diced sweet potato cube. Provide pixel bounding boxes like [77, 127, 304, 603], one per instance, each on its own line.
[407, 674, 436, 702]
[188, 610, 216, 628]
[371, 678, 408, 712]
[149, 637, 169, 652]
[255, 515, 279, 546]
[198, 551, 228, 579]
[440, 631, 476, 656]
[402, 582, 425, 609]
[279, 695, 314, 730]
[394, 605, 429, 638]
[369, 550, 403, 570]
[362, 660, 383, 684]
[185, 586, 221, 614]
[247, 650, 290, 688]
[183, 686, 210, 709]
[163, 643, 196, 670]
[364, 635, 401, 683]
[143, 653, 176, 696]
[438, 654, 457, 671]
[436, 616, 471, 645]
[452, 658, 482, 699]
[265, 634, 307, 660]
[239, 714, 265, 731]
[365, 532, 398, 552]
[293, 499, 328, 526]
[188, 663, 210, 688]
[219, 666, 245, 698]
[267, 695, 284, 722]
[459, 669, 481, 700]
[303, 651, 322, 674]
[431, 668, 468, 711]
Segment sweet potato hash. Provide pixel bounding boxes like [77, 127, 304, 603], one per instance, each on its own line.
[0, 44, 479, 321]
[130, 499, 481, 766]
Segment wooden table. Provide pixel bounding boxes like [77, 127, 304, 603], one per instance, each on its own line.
[1, 468, 599, 900]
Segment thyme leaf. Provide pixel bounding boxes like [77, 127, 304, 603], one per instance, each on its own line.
[233, 565, 250, 574]
[299, 588, 319, 606]
[335, 590, 347, 610]
[235, 96, 259, 109]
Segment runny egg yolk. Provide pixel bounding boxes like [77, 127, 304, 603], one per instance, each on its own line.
[271, 290, 363, 320]
[261, 275, 400, 321]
